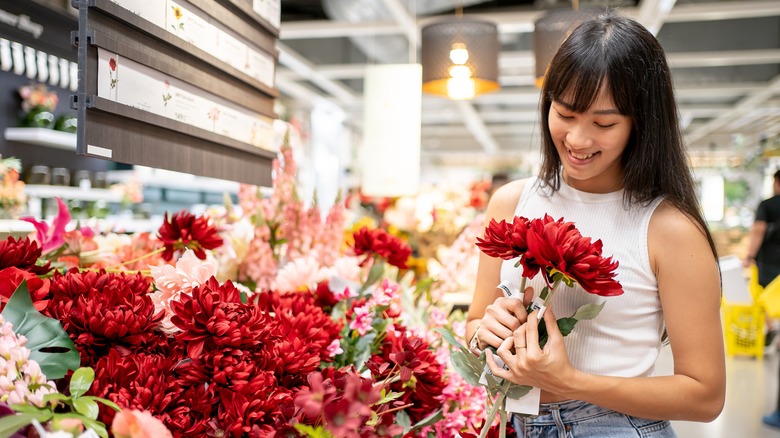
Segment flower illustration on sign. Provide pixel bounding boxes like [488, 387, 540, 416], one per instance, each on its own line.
[208, 106, 221, 131]
[108, 57, 118, 90]
[162, 80, 172, 107]
[171, 5, 184, 34]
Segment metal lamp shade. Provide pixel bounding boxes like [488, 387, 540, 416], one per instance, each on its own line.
[421, 18, 500, 99]
[533, 9, 597, 88]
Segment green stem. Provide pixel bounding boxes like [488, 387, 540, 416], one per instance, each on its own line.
[541, 279, 562, 311]
[499, 408, 508, 438]
[478, 380, 511, 438]
[107, 247, 165, 269]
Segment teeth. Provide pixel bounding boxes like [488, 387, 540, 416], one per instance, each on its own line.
[570, 150, 595, 160]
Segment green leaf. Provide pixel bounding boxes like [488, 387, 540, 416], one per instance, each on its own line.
[556, 317, 578, 338]
[43, 392, 70, 404]
[352, 331, 377, 371]
[395, 410, 411, 433]
[410, 409, 444, 430]
[378, 390, 404, 405]
[0, 413, 37, 438]
[69, 367, 95, 398]
[1, 281, 80, 379]
[82, 396, 122, 412]
[72, 397, 99, 420]
[572, 302, 606, 321]
[433, 327, 467, 351]
[450, 351, 483, 386]
[506, 384, 533, 399]
[361, 260, 385, 292]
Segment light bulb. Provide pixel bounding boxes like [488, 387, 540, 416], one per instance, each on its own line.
[446, 77, 476, 100]
[448, 65, 472, 79]
[449, 43, 469, 65]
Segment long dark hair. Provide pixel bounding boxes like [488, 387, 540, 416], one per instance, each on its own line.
[537, 10, 717, 257]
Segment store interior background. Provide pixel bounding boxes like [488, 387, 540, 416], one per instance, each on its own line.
[0, 0, 779, 436]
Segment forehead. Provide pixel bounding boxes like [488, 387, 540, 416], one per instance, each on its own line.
[558, 82, 617, 110]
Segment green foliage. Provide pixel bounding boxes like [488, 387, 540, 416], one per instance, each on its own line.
[0, 367, 119, 438]
[1, 281, 80, 380]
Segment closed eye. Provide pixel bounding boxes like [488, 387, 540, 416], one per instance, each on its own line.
[595, 122, 617, 128]
[555, 109, 574, 119]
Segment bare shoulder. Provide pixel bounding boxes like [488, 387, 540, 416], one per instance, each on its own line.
[485, 178, 530, 223]
[648, 200, 714, 273]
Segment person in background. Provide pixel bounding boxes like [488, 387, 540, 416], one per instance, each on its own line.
[744, 170, 780, 287]
[466, 10, 725, 437]
[744, 169, 780, 429]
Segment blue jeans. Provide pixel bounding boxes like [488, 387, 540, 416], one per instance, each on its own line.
[512, 400, 677, 437]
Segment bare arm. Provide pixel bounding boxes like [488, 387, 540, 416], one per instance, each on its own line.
[744, 219, 766, 266]
[489, 201, 725, 421]
[465, 179, 530, 349]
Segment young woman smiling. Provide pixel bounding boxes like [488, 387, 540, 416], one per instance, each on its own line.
[466, 10, 725, 437]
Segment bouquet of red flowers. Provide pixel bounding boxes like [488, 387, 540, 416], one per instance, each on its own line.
[440, 214, 623, 438]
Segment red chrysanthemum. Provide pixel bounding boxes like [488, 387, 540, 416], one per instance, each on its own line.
[0, 267, 50, 311]
[170, 278, 273, 359]
[90, 349, 187, 428]
[0, 236, 51, 275]
[525, 214, 623, 296]
[157, 211, 223, 261]
[475, 216, 531, 261]
[366, 327, 446, 424]
[256, 291, 343, 365]
[351, 227, 412, 269]
[44, 270, 163, 365]
[216, 383, 294, 437]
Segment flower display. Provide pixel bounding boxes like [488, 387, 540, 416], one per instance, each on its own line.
[351, 226, 412, 269]
[0, 157, 25, 218]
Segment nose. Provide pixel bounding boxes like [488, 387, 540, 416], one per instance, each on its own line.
[565, 123, 594, 149]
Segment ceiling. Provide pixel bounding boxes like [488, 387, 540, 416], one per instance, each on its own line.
[277, 0, 780, 173]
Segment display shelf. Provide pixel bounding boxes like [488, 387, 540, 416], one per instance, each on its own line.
[24, 185, 124, 203]
[0, 219, 35, 235]
[4, 128, 76, 151]
[106, 168, 241, 194]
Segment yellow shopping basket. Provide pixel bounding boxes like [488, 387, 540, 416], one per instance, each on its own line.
[720, 258, 765, 359]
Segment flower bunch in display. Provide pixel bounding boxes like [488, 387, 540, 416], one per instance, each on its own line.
[18, 83, 59, 113]
[441, 214, 623, 438]
[0, 156, 25, 218]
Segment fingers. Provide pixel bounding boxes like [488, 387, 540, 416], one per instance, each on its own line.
[522, 286, 535, 309]
[542, 307, 561, 343]
[524, 310, 541, 354]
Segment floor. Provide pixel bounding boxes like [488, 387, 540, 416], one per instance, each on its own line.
[656, 346, 780, 438]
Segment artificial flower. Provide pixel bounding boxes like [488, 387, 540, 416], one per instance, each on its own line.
[157, 211, 223, 261]
[351, 227, 412, 269]
[0, 237, 51, 275]
[21, 197, 71, 254]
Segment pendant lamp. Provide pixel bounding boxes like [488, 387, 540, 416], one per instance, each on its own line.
[533, 8, 597, 87]
[421, 17, 500, 100]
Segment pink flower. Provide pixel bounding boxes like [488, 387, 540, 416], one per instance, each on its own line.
[348, 305, 373, 336]
[326, 339, 343, 357]
[111, 409, 172, 438]
[150, 249, 216, 333]
[21, 197, 70, 253]
[273, 255, 327, 292]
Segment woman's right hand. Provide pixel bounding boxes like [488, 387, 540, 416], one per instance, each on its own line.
[477, 288, 533, 350]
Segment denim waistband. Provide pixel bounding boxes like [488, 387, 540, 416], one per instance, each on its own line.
[519, 399, 614, 425]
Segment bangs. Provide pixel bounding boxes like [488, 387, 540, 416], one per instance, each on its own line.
[548, 70, 606, 113]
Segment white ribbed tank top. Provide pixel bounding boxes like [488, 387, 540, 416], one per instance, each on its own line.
[500, 177, 665, 378]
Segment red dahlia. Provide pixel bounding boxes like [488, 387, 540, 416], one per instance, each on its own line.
[157, 211, 223, 261]
[525, 214, 623, 296]
[0, 267, 50, 311]
[351, 227, 412, 269]
[475, 216, 531, 261]
[0, 236, 51, 275]
[170, 278, 273, 359]
[366, 327, 446, 424]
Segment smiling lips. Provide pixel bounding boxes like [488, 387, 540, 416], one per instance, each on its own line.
[568, 148, 598, 160]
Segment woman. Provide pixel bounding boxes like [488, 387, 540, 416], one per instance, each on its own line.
[466, 10, 725, 437]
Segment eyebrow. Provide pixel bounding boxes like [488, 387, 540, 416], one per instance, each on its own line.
[553, 99, 623, 116]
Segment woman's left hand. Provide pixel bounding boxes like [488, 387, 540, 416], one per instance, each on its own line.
[486, 307, 576, 395]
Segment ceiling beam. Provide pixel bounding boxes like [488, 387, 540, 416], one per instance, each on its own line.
[276, 42, 359, 106]
[686, 74, 780, 146]
[279, 1, 780, 40]
[636, 0, 677, 35]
